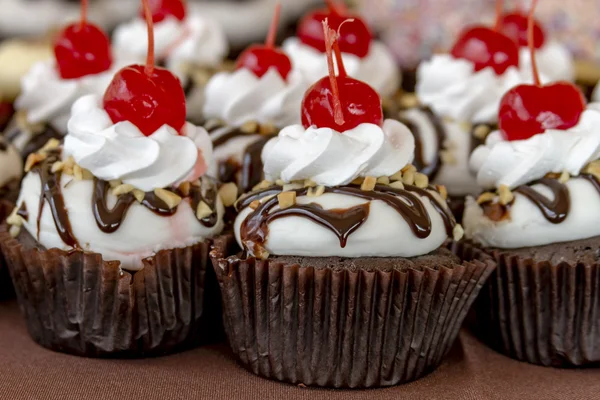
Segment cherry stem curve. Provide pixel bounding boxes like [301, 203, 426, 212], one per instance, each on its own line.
[266, 2, 281, 49]
[141, 0, 155, 76]
[81, 0, 88, 27]
[528, 0, 541, 86]
[323, 19, 345, 127]
[494, 0, 503, 32]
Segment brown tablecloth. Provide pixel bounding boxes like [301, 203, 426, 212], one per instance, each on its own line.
[0, 300, 598, 400]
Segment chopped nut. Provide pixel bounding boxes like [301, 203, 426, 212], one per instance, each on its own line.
[81, 169, 93, 180]
[255, 248, 270, 261]
[453, 224, 465, 242]
[436, 185, 448, 200]
[399, 93, 419, 109]
[24, 152, 47, 172]
[179, 181, 191, 197]
[389, 171, 403, 181]
[6, 208, 23, 227]
[440, 150, 457, 165]
[218, 182, 238, 207]
[73, 164, 83, 181]
[414, 172, 429, 188]
[473, 125, 491, 140]
[307, 185, 325, 197]
[252, 180, 273, 191]
[401, 164, 416, 174]
[259, 123, 277, 135]
[275, 179, 286, 187]
[477, 192, 496, 205]
[361, 176, 377, 191]
[109, 179, 122, 188]
[196, 201, 213, 220]
[9, 225, 20, 238]
[303, 179, 317, 188]
[351, 177, 364, 185]
[240, 120, 259, 134]
[277, 191, 296, 209]
[402, 170, 415, 186]
[389, 181, 405, 190]
[112, 184, 135, 196]
[249, 200, 261, 210]
[558, 170, 570, 184]
[40, 138, 61, 153]
[132, 189, 145, 203]
[376, 176, 390, 185]
[63, 156, 75, 169]
[16, 110, 44, 134]
[498, 185, 514, 205]
[283, 183, 302, 192]
[51, 161, 64, 173]
[584, 161, 600, 179]
[154, 188, 182, 209]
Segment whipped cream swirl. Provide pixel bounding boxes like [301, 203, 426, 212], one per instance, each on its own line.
[519, 41, 575, 83]
[63, 95, 214, 192]
[204, 68, 307, 127]
[470, 105, 600, 190]
[15, 61, 115, 133]
[113, 14, 228, 80]
[283, 38, 400, 99]
[262, 120, 414, 186]
[416, 54, 536, 123]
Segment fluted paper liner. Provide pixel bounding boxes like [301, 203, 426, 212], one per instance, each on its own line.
[211, 235, 496, 388]
[0, 201, 14, 300]
[0, 225, 223, 358]
[464, 240, 600, 367]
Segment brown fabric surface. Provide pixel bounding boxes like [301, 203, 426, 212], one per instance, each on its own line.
[0, 301, 599, 400]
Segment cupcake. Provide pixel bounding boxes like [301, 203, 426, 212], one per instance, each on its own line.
[0, 1, 225, 357]
[282, 1, 400, 102]
[462, 1, 600, 367]
[3, 2, 122, 161]
[203, 3, 307, 193]
[210, 22, 495, 388]
[113, 0, 229, 124]
[400, 8, 537, 219]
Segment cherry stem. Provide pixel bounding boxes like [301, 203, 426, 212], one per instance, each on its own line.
[326, 0, 347, 15]
[80, 0, 88, 27]
[528, 0, 541, 86]
[142, 0, 155, 76]
[265, 2, 281, 49]
[322, 19, 345, 127]
[494, 0, 503, 32]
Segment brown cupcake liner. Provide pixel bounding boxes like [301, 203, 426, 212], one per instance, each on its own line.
[0, 225, 224, 358]
[211, 235, 495, 388]
[462, 240, 600, 367]
[0, 201, 14, 300]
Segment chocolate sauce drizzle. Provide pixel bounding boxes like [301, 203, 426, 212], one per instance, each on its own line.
[514, 178, 570, 224]
[239, 183, 456, 254]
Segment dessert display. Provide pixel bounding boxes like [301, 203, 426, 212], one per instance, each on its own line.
[113, 0, 229, 123]
[0, 0, 225, 357]
[401, 0, 534, 218]
[203, 3, 307, 193]
[282, 0, 400, 100]
[210, 21, 495, 388]
[3, 0, 120, 160]
[462, 0, 600, 366]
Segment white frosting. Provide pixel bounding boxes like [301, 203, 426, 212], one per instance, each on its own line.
[234, 190, 449, 258]
[15, 61, 116, 133]
[113, 14, 228, 80]
[463, 178, 600, 248]
[470, 106, 600, 190]
[203, 68, 308, 127]
[0, 141, 22, 188]
[416, 54, 536, 123]
[519, 41, 575, 83]
[63, 95, 214, 192]
[282, 38, 400, 99]
[17, 172, 225, 271]
[262, 120, 414, 186]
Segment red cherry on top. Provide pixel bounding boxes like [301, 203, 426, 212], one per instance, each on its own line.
[501, 12, 546, 49]
[498, 0, 585, 141]
[297, 0, 372, 58]
[301, 19, 383, 131]
[140, 0, 186, 23]
[54, 0, 112, 79]
[236, 3, 292, 80]
[104, 0, 186, 136]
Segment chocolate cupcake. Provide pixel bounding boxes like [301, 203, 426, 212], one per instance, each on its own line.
[462, 5, 600, 365]
[202, 4, 308, 194]
[113, 0, 229, 124]
[210, 24, 495, 388]
[0, 3, 226, 357]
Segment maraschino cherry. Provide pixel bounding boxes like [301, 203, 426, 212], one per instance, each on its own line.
[235, 3, 292, 80]
[498, 0, 585, 141]
[500, 5, 546, 49]
[301, 19, 383, 131]
[103, 0, 186, 136]
[53, 0, 112, 79]
[297, 0, 372, 58]
[140, 0, 186, 23]
[450, 0, 519, 75]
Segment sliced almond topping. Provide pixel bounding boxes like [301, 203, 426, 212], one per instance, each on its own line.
[218, 182, 238, 207]
[275, 179, 285, 187]
[249, 200, 261, 210]
[361, 176, 377, 191]
[277, 191, 296, 209]
[196, 201, 213, 220]
[63, 156, 75, 169]
[307, 185, 325, 197]
[240, 120, 259, 134]
[414, 172, 429, 188]
[132, 189, 145, 203]
[252, 180, 273, 191]
[453, 224, 465, 242]
[282, 183, 302, 192]
[24, 152, 47, 172]
[179, 181, 191, 197]
[40, 138, 61, 153]
[436, 185, 448, 200]
[440, 150, 457, 165]
[303, 179, 317, 188]
[401, 164, 416, 174]
[81, 168, 93, 180]
[351, 177, 364, 185]
[477, 192, 496, 205]
[376, 176, 390, 185]
[73, 164, 84, 181]
[402, 170, 415, 186]
[558, 170, 570, 184]
[259, 123, 277, 135]
[389, 180, 405, 190]
[9, 225, 21, 238]
[498, 185, 514, 205]
[154, 188, 182, 209]
[473, 125, 491, 140]
[6, 207, 23, 227]
[112, 184, 135, 197]
[389, 170, 403, 181]
[51, 161, 64, 173]
[109, 179, 122, 188]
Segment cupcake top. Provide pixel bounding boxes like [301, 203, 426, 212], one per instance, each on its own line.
[0, 137, 22, 190]
[282, 2, 399, 99]
[234, 21, 460, 260]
